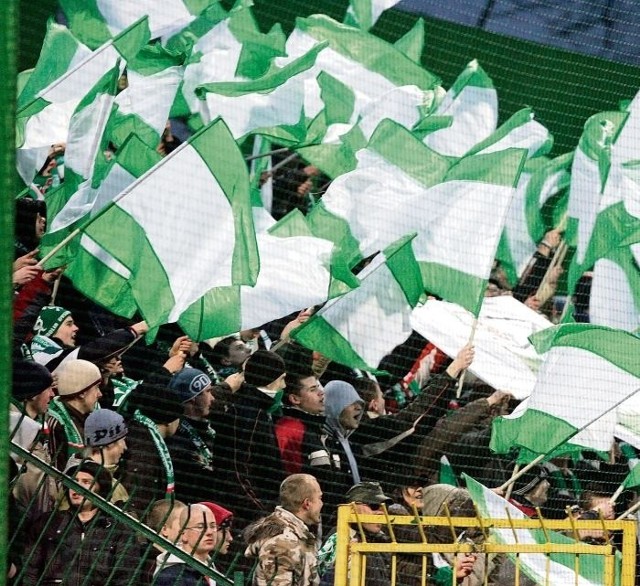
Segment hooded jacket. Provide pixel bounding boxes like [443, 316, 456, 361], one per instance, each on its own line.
[244, 506, 319, 586]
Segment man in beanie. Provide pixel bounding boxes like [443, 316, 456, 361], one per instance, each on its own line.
[46, 359, 103, 469]
[121, 382, 184, 515]
[24, 459, 138, 586]
[10, 360, 58, 518]
[217, 350, 288, 529]
[198, 501, 235, 558]
[29, 303, 148, 372]
[166, 368, 222, 506]
[81, 409, 129, 505]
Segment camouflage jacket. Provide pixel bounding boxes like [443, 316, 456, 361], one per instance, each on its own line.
[244, 507, 319, 586]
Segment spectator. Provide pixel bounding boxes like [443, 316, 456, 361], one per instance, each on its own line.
[166, 368, 219, 505]
[9, 360, 58, 518]
[23, 459, 137, 586]
[155, 503, 220, 586]
[318, 481, 392, 586]
[47, 359, 102, 469]
[244, 474, 323, 586]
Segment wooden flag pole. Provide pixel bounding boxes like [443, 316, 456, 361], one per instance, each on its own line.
[456, 317, 478, 399]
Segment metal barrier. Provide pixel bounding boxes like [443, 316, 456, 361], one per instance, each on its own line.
[333, 504, 637, 586]
[9, 442, 242, 585]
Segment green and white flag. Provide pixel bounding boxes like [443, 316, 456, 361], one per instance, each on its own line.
[496, 153, 571, 286]
[466, 475, 620, 586]
[344, 0, 402, 31]
[16, 18, 149, 185]
[422, 60, 497, 158]
[110, 42, 185, 150]
[491, 324, 640, 462]
[195, 41, 326, 142]
[590, 245, 640, 332]
[167, 0, 286, 120]
[179, 210, 350, 339]
[291, 233, 424, 373]
[309, 119, 526, 314]
[59, 0, 203, 48]
[73, 118, 259, 332]
[274, 15, 440, 124]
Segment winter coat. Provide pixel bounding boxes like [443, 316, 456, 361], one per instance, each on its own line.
[244, 506, 319, 586]
[154, 551, 220, 586]
[23, 509, 138, 586]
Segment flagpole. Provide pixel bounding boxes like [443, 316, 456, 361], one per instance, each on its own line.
[610, 483, 625, 504]
[497, 385, 640, 492]
[456, 317, 477, 398]
[617, 498, 640, 520]
[535, 239, 567, 300]
[244, 147, 291, 162]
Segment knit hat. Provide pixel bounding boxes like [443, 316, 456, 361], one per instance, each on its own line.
[129, 383, 182, 424]
[56, 360, 102, 399]
[346, 482, 393, 506]
[33, 306, 72, 337]
[198, 501, 234, 528]
[84, 409, 128, 447]
[80, 330, 136, 366]
[12, 360, 53, 401]
[64, 458, 113, 500]
[169, 368, 212, 404]
[243, 350, 286, 388]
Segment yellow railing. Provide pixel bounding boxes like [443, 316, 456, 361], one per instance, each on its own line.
[333, 504, 637, 586]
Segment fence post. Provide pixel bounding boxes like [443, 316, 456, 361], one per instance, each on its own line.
[0, 0, 17, 580]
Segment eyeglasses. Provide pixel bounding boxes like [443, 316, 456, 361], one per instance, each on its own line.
[185, 523, 217, 531]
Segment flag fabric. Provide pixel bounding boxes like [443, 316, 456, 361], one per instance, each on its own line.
[393, 17, 425, 63]
[421, 59, 498, 158]
[496, 152, 572, 286]
[167, 1, 286, 119]
[590, 245, 640, 332]
[465, 475, 619, 586]
[179, 210, 349, 339]
[291, 233, 424, 373]
[344, 0, 402, 31]
[309, 119, 526, 315]
[110, 43, 185, 149]
[491, 324, 640, 462]
[195, 41, 326, 142]
[58, 0, 203, 48]
[16, 18, 149, 185]
[274, 15, 440, 124]
[410, 296, 553, 400]
[68, 118, 259, 333]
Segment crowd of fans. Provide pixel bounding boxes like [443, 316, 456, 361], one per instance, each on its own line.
[9, 137, 635, 586]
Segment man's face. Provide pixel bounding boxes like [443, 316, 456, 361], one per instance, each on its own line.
[163, 509, 186, 544]
[215, 522, 234, 555]
[103, 438, 127, 465]
[68, 471, 99, 511]
[55, 316, 79, 347]
[305, 479, 324, 526]
[370, 386, 386, 416]
[191, 386, 213, 418]
[293, 377, 324, 415]
[354, 502, 384, 534]
[181, 506, 217, 557]
[28, 385, 55, 416]
[226, 340, 252, 366]
[78, 383, 102, 414]
[339, 401, 363, 430]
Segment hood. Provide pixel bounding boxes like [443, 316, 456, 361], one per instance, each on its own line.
[323, 380, 364, 436]
[154, 551, 185, 576]
[422, 484, 477, 544]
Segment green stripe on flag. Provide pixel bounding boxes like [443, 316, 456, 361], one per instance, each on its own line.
[419, 263, 486, 317]
[393, 17, 424, 63]
[446, 147, 526, 187]
[179, 286, 242, 340]
[383, 232, 423, 307]
[306, 202, 363, 267]
[369, 119, 450, 188]
[59, 0, 114, 48]
[530, 323, 640, 377]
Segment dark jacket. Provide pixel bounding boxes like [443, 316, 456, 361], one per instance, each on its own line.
[216, 384, 285, 528]
[23, 509, 138, 586]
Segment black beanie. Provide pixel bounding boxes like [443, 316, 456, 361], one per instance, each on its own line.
[129, 383, 182, 424]
[12, 360, 53, 401]
[243, 350, 286, 387]
[65, 459, 113, 500]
